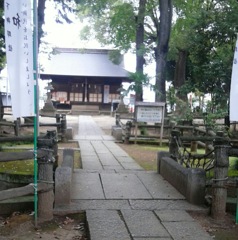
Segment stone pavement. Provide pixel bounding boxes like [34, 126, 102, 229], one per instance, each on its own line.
[55, 115, 212, 240]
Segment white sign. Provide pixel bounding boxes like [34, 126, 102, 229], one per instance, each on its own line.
[230, 37, 238, 121]
[4, 0, 34, 118]
[103, 85, 110, 103]
[136, 106, 163, 123]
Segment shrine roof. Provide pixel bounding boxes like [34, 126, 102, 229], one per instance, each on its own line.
[40, 48, 130, 79]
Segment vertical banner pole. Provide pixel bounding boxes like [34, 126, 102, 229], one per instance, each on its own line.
[33, 0, 39, 227]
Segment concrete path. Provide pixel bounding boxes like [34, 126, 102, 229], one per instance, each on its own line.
[55, 115, 212, 240]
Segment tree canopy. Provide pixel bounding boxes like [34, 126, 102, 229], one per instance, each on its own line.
[0, 0, 237, 118]
[170, 0, 238, 113]
[77, 0, 172, 102]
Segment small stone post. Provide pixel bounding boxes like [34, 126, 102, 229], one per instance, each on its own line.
[169, 130, 180, 160]
[211, 131, 230, 220]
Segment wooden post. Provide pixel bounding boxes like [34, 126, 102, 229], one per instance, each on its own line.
[169, 130, 180, 160]
[56, 113, 61, 134]
[14, 118, 20, 136]
[61, 114, 67, 142]
[211, 131, 230, 220]
[205, 127, 213, 154]
[190, 128, 198, 153]
[125, 121, 131, 144]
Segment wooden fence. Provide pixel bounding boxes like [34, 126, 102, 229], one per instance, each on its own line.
[0, 113, 67, 142]
[0, 130, 58, 221]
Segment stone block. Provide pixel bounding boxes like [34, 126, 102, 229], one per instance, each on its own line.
[62, 149, 74, 171]
[158, 156, 206, 205]
[55, 167, 72, 206]
[111, 126, 122, 141]
[186, 168, 206, 205]
[157, 151, 170, 173]
[65, 127, 73, 140]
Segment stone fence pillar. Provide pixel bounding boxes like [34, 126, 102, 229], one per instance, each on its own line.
[37, 130, 58, 221]
[211, 131, 230, 220]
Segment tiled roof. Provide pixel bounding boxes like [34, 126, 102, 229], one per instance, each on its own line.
[40, 48, 129, 78]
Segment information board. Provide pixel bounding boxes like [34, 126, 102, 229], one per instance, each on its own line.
[134, 102, 165, 146]
[135, 102, 165, 123]
[136, 106, 163, 123]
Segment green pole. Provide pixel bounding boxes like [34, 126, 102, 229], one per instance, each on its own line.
[33, 0, 39, 227]
[236, 189, 238, 224]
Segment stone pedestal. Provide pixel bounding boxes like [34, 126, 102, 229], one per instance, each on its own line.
[40, 100, 56, 116]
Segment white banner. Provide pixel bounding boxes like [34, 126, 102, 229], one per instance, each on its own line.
[4, 0, 34, 118]
[230, 38, 238, 122]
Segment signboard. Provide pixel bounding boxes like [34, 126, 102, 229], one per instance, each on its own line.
[134, 102, 165, 146]
[135, 102, 165, 123]
[230, 37, 238, 121]
[4, 0, 34, 118]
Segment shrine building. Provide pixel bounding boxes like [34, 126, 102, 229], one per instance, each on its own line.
[40, 48, 131, 114]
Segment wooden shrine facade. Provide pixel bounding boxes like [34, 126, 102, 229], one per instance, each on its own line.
[40, 48, 131, 111]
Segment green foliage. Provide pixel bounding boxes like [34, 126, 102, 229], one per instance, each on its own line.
[166, 85, 176, 112]
[78, 0, 136, 51]
[230, 158, 238, 171]
[126, 71, 150, 95]
[108, 49, 123, 65]
[169, 0, 238, 112]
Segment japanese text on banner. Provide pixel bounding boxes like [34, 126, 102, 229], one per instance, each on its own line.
[4, 0, 34, 118]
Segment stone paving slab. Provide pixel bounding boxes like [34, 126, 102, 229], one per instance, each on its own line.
[68, 116, 212, 240]
[101, 173, 152, 199]
[103, 141, 130, 156]
[71, 172, 105, 199]
[98, 153, 122, 166]
[129, 200, 209, 212]
[121, 210, 170, 238]
[116, 156, 137, 163]
[133, 238, 172, 240]
[155, 210, 195, 222]
[91, 141, 111, 154]
[103, 165, 124, 170]
[81, 156, 103, 170]
[120, 162, 143, 170]
[74, 169, 116, 174]
[86, 210, 131, 240]
[136, 172, 185, 199]
[71, 199, 131, 210]
[163, 221, 212, 240]
[102, 135, 115, 141]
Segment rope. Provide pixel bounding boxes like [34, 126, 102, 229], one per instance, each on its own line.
[211, 177, 228, 182]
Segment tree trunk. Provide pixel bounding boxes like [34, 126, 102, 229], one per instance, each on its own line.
[155, 0, 172, 102]
[135, 0, 146, 101]
[174, 49, 188, 101]
[37, 0, 46, 46]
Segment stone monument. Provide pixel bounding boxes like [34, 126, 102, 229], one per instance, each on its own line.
[40, 82, 56, 116]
